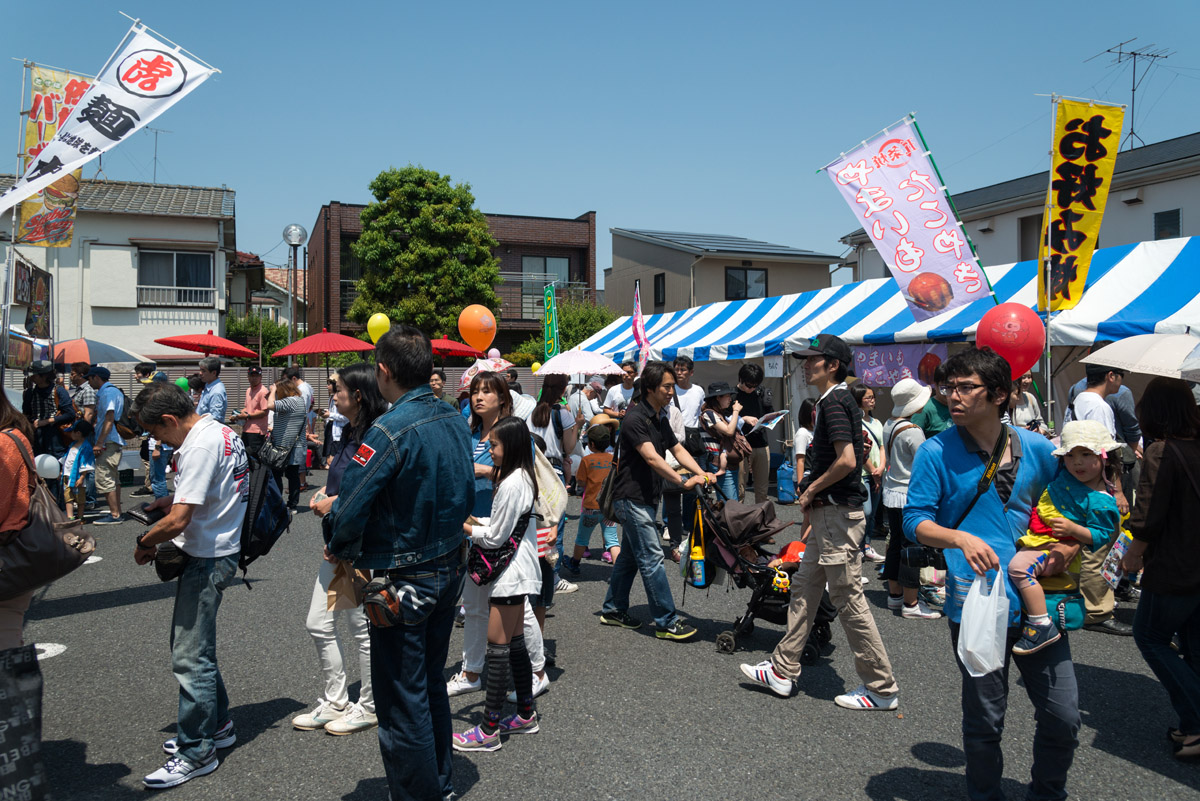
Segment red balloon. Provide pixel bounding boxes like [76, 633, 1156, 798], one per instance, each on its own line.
[975, 303, 1046, 380]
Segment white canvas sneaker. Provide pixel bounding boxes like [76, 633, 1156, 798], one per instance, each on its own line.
[292, 699, 347, 731]
[446, 671, 482, 697]
[324, 702, 378, 735]
[834, 684, 899, 711]
[738, 660, 794, 697]
[902, 600, 943, 620]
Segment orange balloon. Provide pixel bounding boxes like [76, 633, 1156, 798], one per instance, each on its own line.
[458, 305, 497, 352]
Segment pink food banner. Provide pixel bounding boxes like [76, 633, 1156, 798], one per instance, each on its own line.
[825, 119, 990, 322]
[852, 343, 948, 388]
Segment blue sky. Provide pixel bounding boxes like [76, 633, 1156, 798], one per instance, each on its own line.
[4, 1, 1199, 290]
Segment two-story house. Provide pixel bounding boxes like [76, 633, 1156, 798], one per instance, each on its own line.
[606, 228, 840, 315]
[306, 203, 597, 353]
[841, 130, 1200, 280]
[1, 175, 236, 362]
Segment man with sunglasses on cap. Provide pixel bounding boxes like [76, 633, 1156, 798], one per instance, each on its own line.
[740, 334, 900, 712]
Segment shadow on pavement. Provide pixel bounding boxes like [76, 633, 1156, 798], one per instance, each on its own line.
[864, 766, 1024, 801]
[342, 758, 479, 800]
[28, 579, 265, 622]
[910, 741, 966, 769]
[157, 696, 307, 752]
[42, 738, 137, 800]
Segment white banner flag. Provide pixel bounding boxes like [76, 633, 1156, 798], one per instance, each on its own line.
[0, 25, 217, 216]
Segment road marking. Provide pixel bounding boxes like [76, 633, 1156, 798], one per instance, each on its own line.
[35, 643, 66, 659]
[85, 555, 103, 565]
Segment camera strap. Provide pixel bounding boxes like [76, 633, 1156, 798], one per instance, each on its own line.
[951, 425, 1009, 530]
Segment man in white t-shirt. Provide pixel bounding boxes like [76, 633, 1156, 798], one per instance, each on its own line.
[1064, 362, 1133, 637]
[603, 362, 637, 418]
[130, 382, 250, 789]
[672, 356, 706, 428]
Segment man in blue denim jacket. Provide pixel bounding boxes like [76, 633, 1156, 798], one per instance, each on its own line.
[324, 326, 474, 801]
[904, 348, 1076, 801]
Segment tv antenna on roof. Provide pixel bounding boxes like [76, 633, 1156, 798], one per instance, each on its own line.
[1086, 38, 1173, 150]
[145, 126, 173, 183]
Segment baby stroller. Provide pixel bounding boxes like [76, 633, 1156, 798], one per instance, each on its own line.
[688, 486, 836, 663]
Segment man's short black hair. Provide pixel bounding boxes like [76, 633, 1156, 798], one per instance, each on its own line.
[942, 347, 1012, 418]
[505, 367, 519, 383]
[431, 367, 446, 381]
[620, 361, 636, 371]
[376, 325, 433, 389]
[1085, 364, 1124, 387]
[673, 356, 694, 372]
[738, 363, 764, 386]
[640, 361, 676, 393]
[284, 366, 301, 380]
[135, 361, 157, 377]
[132, 382, 195, 428]
[819, 355, 849, 383]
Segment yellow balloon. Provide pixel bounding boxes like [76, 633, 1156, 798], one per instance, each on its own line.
[531, 362, 542, 374]
[367, 313, 391, 344]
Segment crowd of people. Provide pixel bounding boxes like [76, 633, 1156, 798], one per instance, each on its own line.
[2, 327, 1199, 800]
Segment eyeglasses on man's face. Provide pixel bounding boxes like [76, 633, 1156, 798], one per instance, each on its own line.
[937, 382, 986, 397]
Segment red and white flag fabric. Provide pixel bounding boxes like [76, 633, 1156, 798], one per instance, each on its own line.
[0, 24, 217, 216]
[632, 279, 650, 373]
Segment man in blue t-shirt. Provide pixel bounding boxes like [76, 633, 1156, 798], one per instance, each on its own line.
[904, 347, 1077, 801]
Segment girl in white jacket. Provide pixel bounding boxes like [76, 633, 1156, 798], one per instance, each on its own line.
[453, 416, 543, 752]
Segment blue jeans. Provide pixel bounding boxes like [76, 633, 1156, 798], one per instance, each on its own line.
[371, 550, 465, 801]
[602, 498, 680, 629]
[574, 509, 619, 551]
[151, 446, 172, 499]
[714, 470, 738, 503]
[1133, 588, 1200, 735]
[84, 470, 96, 508]
[171, 554, 238, 767]
[948, 622, 1079, 801]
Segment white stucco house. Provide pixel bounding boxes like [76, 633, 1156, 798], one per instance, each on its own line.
[1, 175, 237, 362]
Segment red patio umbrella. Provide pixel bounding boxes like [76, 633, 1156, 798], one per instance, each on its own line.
[430, 337, 483, 358]
[155, 330, 258, 359]
[272, 329, 374, 358]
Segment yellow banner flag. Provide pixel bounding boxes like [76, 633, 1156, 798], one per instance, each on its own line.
[1037, 99, 1125, 312]
[17, 66, 93, 247]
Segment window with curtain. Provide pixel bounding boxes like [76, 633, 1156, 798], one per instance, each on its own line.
[137, 250, 216, 306]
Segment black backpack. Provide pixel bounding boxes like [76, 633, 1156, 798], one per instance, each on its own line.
[237, 460, 291, 586]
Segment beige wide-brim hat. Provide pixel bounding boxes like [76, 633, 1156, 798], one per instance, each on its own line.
[892, 377, 932, 418]
[1052, 420, 1122, 457]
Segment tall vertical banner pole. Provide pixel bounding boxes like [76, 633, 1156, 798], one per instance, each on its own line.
[1, 63, 30, 390]
[1042, 94, 1057, 433]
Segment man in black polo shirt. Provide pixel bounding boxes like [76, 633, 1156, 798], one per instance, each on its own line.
[740, 334, 900, 709]
[600, 361, 716, 641]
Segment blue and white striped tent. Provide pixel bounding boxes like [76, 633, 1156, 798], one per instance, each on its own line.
[579, 237, 1200, 362]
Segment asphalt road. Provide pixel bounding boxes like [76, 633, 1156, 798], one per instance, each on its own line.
[26, 483, 1200, 801]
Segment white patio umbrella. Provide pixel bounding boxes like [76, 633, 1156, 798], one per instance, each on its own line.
[1081, 333, 1200, 379]
[536, 349, 625, 377]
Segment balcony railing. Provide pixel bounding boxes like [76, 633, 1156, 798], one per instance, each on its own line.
[495, 273, 596, 321]
[138, 285, 216, 308]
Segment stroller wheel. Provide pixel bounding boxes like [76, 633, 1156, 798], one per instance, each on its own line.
[734, 616, 755, 635]
[814, 622, 832, 646]
[800, 640, 820, 666]
[715, 631, 737, 654]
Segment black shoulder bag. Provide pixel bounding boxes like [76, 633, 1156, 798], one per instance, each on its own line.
[905, 426, 1008, 570]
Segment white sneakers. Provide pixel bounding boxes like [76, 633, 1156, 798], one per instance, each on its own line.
[446, 670, 483, 697]
[555, 578, 579, 594]
[162, 718, 235, 756]
[902, 600, 943, 620]
[506, 671, 551, 704]
[738, 660, 794, 697]
[324, 702, 378, 735]
[143, 753, 219, 789]
[887, 594, 904, 612]
[863, 545, 886, 563]
[292, 699, 347, 731]
[834, 685, 899, 711]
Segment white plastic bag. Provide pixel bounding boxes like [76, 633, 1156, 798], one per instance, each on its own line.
[957, 571, 1009, 677]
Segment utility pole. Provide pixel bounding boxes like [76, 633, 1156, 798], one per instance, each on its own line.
[1086, 39, 1172, 150]
[145, 126, 172, 183]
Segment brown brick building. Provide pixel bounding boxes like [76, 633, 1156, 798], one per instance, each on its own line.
[306, 203, 597, 353]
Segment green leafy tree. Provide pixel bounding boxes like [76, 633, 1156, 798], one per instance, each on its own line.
[225, 313, 291, 367]
[508, 296, 617, 365]
[348, 166, 502, 339]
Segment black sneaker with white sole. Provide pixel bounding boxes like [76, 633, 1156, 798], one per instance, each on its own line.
[143, 753, 219, 789]
[162, 719, 235, 755]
